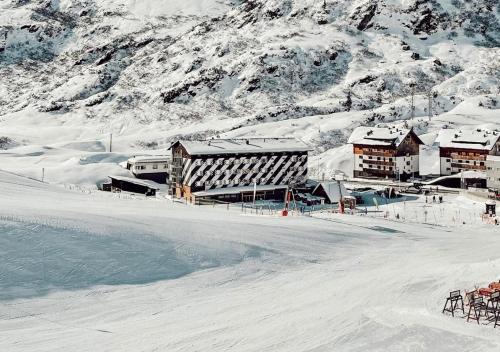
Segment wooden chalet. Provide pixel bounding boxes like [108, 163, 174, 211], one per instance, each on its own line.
[348, 127, 423, 180]
[436, 129, 500, 176]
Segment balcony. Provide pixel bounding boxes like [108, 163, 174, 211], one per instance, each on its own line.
[362, 159, 395, 166]
[450, 153, 486, 161]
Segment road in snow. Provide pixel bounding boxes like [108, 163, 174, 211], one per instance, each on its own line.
[1, 170, 500, 351]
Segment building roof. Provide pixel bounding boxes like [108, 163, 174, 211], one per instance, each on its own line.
[312, 181, 349, 203]
[435, 129, 500, 151]
[109, 175, 161, 189]
[192, 184, 288, 197]
[347, 127, 420, 147]
[170, 138, 311, 156]
[127, 155, 171, 164]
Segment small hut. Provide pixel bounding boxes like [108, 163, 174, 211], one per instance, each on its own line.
[311, 181, 349, 204]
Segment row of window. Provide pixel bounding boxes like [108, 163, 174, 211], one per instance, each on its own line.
[359, 155, 394, 162]
[134, 164, 168, 171]
[195, 166, 305, 177]
[447, 158, 485, 166]
[196, 178, 271, 187]
[361, 164, 394, 171]
[190, 155, 306, 166]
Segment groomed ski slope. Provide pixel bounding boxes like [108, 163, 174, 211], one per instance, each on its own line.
[1, 170, 500, 351]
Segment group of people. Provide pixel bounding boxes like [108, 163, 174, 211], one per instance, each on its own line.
[426, 194, 443, 204]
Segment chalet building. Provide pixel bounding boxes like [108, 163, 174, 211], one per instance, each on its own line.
[486, 155, 500, 191]
[168, 138, 311, 202]
[125, 156, 170, 183]
[435, 129, 500, 176]
[348, 127, 423, 180]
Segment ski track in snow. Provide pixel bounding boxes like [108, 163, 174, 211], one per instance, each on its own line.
[1, 171, 500, 351]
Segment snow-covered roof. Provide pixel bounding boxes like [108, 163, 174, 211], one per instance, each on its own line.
[436, 129, 500, 151]
[312, 181, 349, 203]
[128, 155, 171, 164]
[192, 184, 288, 197]
[171, 138, 311, 155]
[423, 171, 486, 185]
[347, 127, 415, 147]
[109, 175, 161, 189]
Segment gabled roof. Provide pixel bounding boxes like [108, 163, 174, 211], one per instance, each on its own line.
[312, 181, 349, 203]
[169, 138, 311, 156]
[436, 129, 500, 151]
[348, 127, 422, 147]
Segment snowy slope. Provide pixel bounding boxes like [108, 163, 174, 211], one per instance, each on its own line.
[2, 169, 500, 351]
[0, 0, 499, 184]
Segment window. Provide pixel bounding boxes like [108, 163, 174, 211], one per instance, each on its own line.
[389, 167, 393, 171]
[368, 156, 372, 160]
[359, 164, 363, 167]
[446, 168, 451, 171]
[480, 162, 484, 166]
[164, 164, 168, 169]
[389, 158, 392, 162]
[377, 166, 381, 169]
[377, 157, 381, 161]
[446, 159, 451, 162]
[406, 161, 410, 166]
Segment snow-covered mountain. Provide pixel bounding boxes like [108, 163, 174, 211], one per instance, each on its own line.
[0, 0, 499, 184]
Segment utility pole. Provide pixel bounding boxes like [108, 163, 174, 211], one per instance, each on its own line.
[410, 86, 415, 119]
[109, 133, 113, 153]
[428, 90, 433, 121]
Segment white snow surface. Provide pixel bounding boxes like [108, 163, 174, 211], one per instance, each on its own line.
[2, 170, 500, 351]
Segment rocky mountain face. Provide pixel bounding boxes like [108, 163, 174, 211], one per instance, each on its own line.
[0, 0, 499, 152]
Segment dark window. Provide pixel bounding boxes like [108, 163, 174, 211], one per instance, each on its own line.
[406, 161, 410, 166]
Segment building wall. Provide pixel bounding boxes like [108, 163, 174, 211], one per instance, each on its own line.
[486, 157, 500, 190]
[352, 131, 420, 179]
[439, 147, 488, 175]
[353, 145, 396, 178]
[171, 144, 308, 196]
